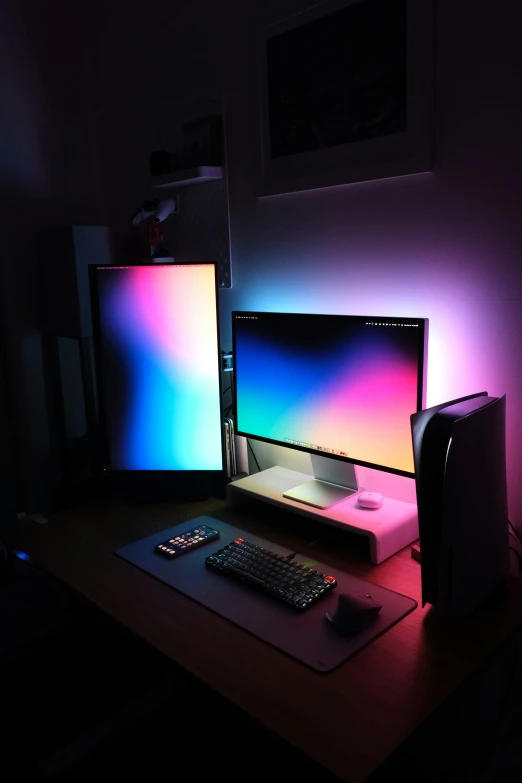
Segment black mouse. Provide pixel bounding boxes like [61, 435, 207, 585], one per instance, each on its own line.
[326, 591, 383, 633]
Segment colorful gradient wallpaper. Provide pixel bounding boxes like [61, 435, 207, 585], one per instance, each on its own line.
[233, 313, 426, 476]
[93, 264, 223, 471]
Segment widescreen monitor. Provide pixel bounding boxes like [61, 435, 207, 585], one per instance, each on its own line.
[233, 311, 427, 507]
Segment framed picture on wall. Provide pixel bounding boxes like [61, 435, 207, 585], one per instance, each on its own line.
[255, 0, 434, 197]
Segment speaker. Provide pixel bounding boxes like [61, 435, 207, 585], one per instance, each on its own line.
[411, 393, 509, 615]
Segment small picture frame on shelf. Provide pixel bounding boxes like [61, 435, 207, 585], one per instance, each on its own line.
[182, 115, 223, 168]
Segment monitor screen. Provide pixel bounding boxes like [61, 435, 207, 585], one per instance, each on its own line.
[233, 312, 427, 477]
[90, 263, 224, 472]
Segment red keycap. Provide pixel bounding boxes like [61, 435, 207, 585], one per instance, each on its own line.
[325, 575, 336, 583]
[235, 537, 245, 543]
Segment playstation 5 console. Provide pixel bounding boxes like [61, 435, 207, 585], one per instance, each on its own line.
[411, 392, 509, 616]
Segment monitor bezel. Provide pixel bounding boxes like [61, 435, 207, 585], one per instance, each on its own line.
[89, 262, 226, 493]
[232, 311, 428, 479]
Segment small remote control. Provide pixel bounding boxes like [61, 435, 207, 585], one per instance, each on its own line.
[154, 525, 220, 558]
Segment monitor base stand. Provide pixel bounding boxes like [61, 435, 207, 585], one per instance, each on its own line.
[282, 455, 358, 509]
[227, 465, 419, 564]
[283, 480, 357, 509]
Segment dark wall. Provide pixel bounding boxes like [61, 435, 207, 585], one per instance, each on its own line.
[0, 0, 102, 510]
[92, 0, 522, 523]
[3, 0, 522, 524]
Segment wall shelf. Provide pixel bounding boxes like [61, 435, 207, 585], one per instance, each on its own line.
[151, 166, 223, 190]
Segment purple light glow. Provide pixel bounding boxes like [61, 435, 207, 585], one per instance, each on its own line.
[227, 258, 495, 409]
[222, 246, 509, 506]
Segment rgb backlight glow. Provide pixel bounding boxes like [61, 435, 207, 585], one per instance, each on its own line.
[92, 264, 223, 471]
[233, 312, 426, 476]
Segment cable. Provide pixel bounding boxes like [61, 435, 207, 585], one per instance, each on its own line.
[508, 523, 522, 574]
[222, 378, 233, 418]
[509, 546, 522, 574]
[247, 438, 261, 473]
[285, 540, 319, 562]
[221, 353, 235, 419]
[508, 519, 522, 546]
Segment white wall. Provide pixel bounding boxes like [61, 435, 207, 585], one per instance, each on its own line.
[93, 0, 522, 526]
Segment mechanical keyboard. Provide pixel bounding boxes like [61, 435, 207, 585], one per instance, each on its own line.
[205, 537, 337, 610]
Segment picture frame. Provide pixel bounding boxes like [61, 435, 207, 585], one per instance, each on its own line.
[255, 0, 434, 197]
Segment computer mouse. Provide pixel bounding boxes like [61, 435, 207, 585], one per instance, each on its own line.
[357, 491, 384, 509]
[326, 591, 383, 634]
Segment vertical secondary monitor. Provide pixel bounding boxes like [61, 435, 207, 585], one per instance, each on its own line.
[233, 312, 427, 478]
[90, 263, 224, 473]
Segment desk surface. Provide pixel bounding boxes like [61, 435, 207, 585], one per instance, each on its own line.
[3, 496, 522, 782]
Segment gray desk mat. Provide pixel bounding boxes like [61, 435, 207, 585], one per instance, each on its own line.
[115, 516, 417, 673]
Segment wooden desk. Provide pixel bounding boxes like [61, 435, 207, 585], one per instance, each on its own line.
[2, 496, 522, 782]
